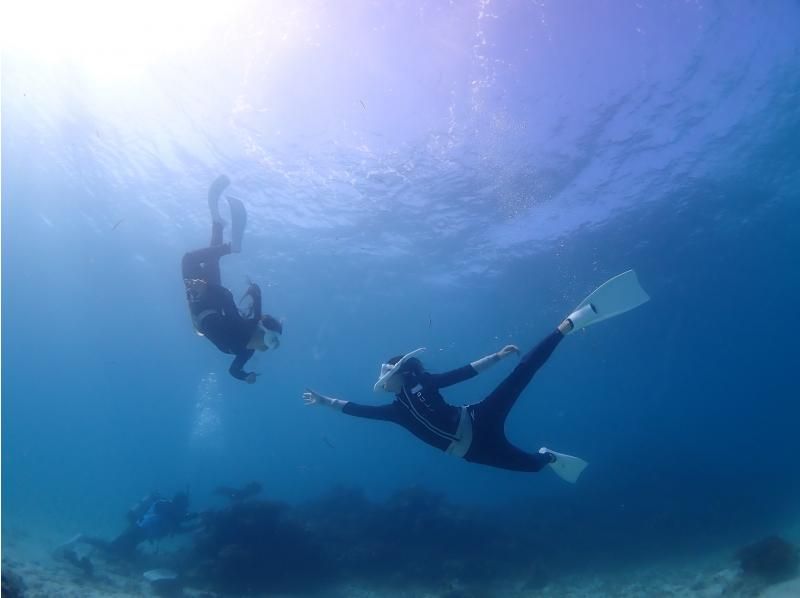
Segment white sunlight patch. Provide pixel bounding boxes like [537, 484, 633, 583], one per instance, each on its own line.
[1, 0, 248, 82]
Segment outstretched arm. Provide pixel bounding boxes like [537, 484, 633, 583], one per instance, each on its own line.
[303, 389, 397, 422]
[427, 345, 520, 388]
[230, 350, 257, 383]
[470, 344, 520, 372]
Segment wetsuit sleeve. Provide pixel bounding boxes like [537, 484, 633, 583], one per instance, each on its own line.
[342, 401, 399, 422]
[424, 365, 478, 389]
[229, 350, 255, 381]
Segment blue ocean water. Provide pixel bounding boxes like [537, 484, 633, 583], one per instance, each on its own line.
[2, 0, 800, 594]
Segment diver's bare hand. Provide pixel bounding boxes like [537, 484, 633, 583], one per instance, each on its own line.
[497, 345, 520, 358]
[303, 389, 341, 409]
[303, 389, 326, 406]
[245, 373, 258, 384]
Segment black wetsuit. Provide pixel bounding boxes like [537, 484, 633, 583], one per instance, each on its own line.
[344, 365, 476, 451]
[342, 330, 564, 472]
[182, 222, 259, 381]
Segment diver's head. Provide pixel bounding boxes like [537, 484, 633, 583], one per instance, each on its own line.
[247, 314, 283, 352]
[374, 348, 426, 393]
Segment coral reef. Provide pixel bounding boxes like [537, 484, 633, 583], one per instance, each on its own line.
[16, 487, 800, 596]
[1, 567, 26, 598]
[177, 485, 547, 594]
[188, 499, 326, 595]
[736, 535, 799, 584]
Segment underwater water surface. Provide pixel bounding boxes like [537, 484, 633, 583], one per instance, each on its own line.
[2, 0, 800, 595]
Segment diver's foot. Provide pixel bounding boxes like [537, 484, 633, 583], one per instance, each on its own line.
[538, 448, 557, 463]
[539, 447, 588, 483]
[563, 303, 597, 335]
[208, 175, 231, 224]
[557, 319, 573, 335]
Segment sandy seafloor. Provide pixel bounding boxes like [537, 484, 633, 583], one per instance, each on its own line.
[2, 519, 799, 598]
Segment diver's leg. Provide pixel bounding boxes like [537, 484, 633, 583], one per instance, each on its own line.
[182, 244, 231, 286]
[497, 443, 552, 472]
[182, 250, 205, 281]
[210, 220, 224, 247]
[202, 242, 227, 287]
[474, 329, 564, 429]
[464, 419, 552, 472]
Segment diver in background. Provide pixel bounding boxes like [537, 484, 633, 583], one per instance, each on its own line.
[59, 492, 199, 562]
[182, 175, 283, 383]
[304, 271, 650, 483]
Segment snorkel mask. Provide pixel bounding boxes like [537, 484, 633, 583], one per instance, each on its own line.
[373, 348, 425, 392]
[257, 315, 282, 350]
[260, 323, 281, 350]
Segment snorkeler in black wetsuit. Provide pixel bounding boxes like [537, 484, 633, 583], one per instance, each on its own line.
[182, 176, 283, 383]
[304, 271, 651, 483]
[305, 336, 568, 474]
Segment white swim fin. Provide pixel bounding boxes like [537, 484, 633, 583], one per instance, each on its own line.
[565, 269, 650, 333]
[208, 175, 230, 225]
[540, 447, 588, 483]
[227, 195, 247, 253]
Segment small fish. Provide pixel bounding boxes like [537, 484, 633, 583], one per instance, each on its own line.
[360, 100, 366, 110]
[322, 435, 335, 449]
[111, 218, 124, 231]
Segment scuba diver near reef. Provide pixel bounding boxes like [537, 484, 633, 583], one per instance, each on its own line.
[57, 492, 200, 563]
[182, 175, 283, 383]
[304, 271, 649, 483]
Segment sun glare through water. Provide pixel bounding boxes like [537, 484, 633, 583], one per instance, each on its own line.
[2, 0, 253, 84]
